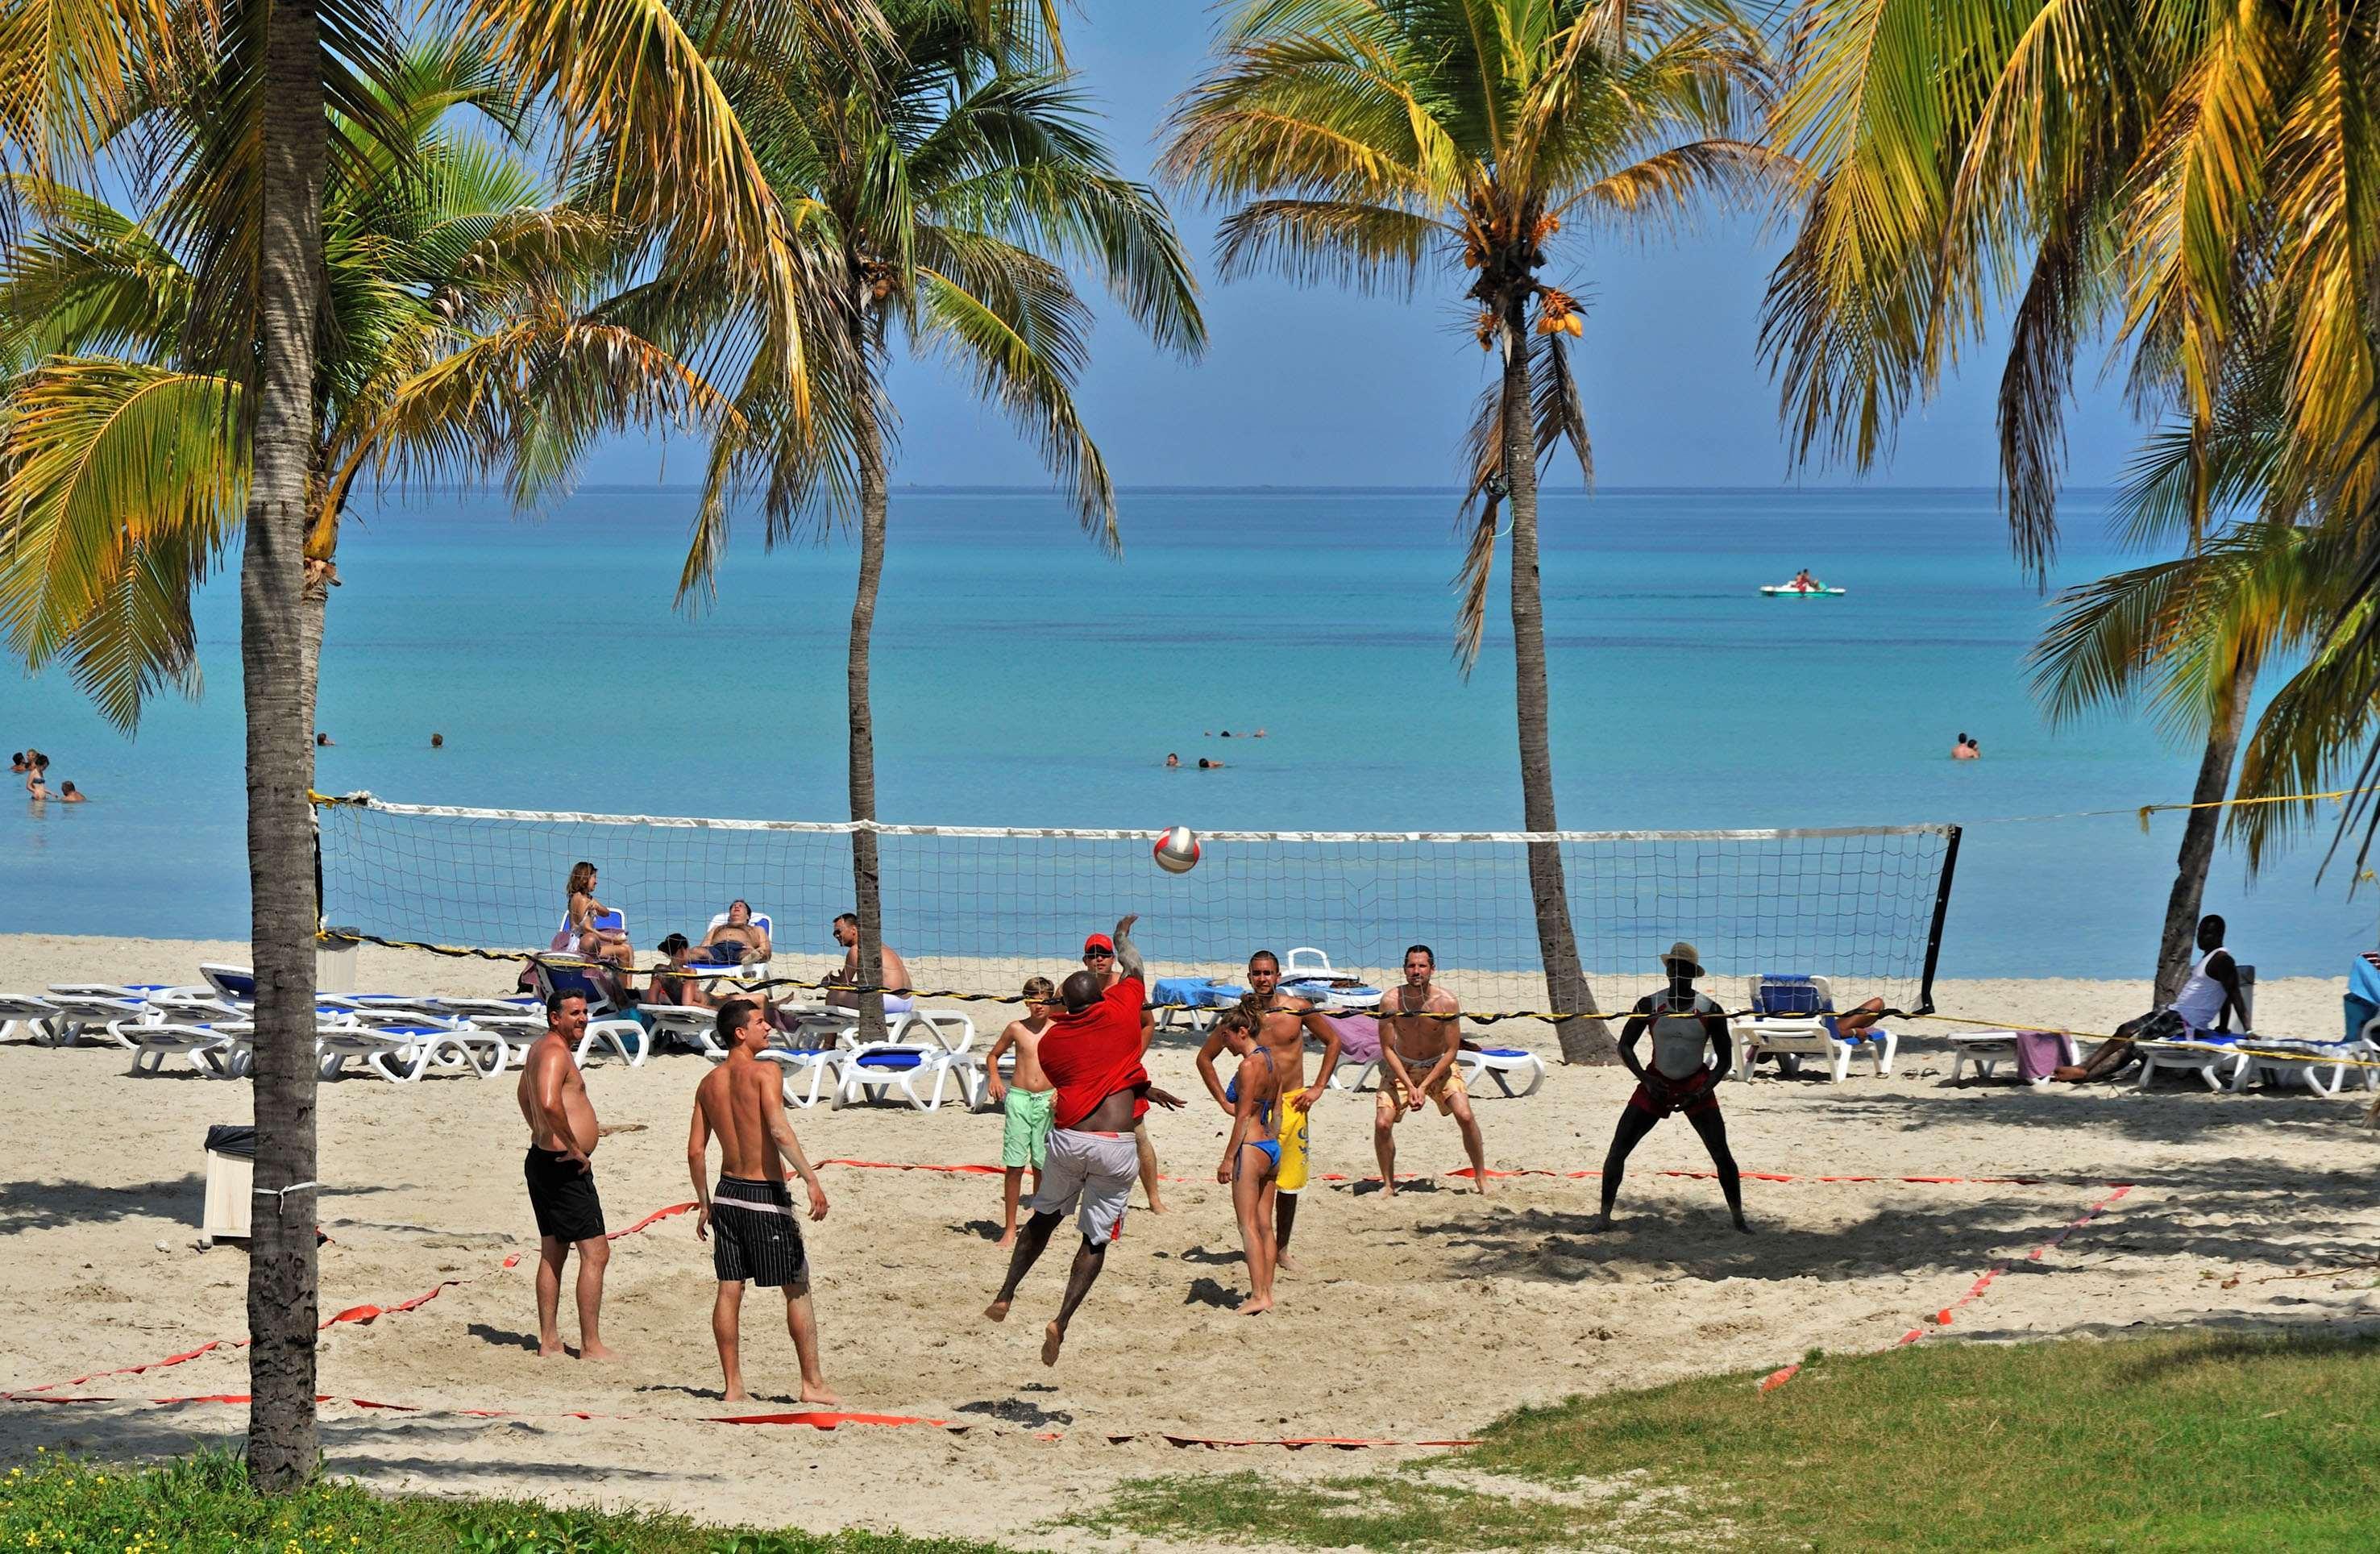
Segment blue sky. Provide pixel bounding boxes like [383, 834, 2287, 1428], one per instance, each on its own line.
[582, 4, 2144, 492]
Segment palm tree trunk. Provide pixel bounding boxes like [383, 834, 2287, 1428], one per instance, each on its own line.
[2153, 655, 2257, 1005]
[1499, 301, 1612, 1063]
[848, 398, 891, 1044]
[243, 0, 329, 1494]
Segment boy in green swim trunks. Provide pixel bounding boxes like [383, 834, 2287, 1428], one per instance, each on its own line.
[986, 977, 1059, 1247]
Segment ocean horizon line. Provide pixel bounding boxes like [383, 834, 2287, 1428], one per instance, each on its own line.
[366, 481, 2117, 498]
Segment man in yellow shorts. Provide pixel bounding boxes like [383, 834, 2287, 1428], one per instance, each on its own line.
[1374, 945, 1489, 1196]
[1194, 949, 1340, 1269]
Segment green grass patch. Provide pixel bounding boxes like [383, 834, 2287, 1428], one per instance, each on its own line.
[0, 1446, 1016, 1553]
[1083, 1331, 2380, 1551]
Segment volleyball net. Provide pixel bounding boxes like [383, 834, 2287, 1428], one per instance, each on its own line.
[312, 792, 1961, 1019]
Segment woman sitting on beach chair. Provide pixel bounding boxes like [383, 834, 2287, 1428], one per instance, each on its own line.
[560, 862, 636, 977]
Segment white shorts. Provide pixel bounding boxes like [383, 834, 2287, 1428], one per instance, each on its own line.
[1029, 1127, 1138, 1246]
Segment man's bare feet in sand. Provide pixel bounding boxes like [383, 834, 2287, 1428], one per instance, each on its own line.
[722, 1386, 753, 1403]
[1041, 1321, 1065, 1366]
[1471, 1175, 1491, 1196]
[578, 1340, 622, 1362]
[995, 1229, 1017, 1249]
[1275, 1248, 1300, 1275]
[537, 1337, 567, 1358]
[1587, 1211, 1614, 1232]
[1144, 1195, 1167, 1214]
[1732, 1215, 1754, 1234]
[1240, 1296, 1273, 1315]
[984, 1298, 1011, 1323]
[800, 1379, 841, 1406]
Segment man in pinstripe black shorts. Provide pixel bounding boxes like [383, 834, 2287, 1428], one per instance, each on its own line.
[690, 999, 836, 1405]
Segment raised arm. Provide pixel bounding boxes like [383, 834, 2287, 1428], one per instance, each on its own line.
[1112, 914, 1144, 983]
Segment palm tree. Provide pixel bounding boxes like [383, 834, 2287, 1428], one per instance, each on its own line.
[677, 0, 1203, 1040]
[2031, 448, 2328, 1002]
[0, 41, 731, 726]
[1162, 0, 1784, 1061]
[1766, 0, 2380, 991]
[0, 0, 824, 1483]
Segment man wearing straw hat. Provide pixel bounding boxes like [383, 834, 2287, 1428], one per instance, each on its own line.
[1591, 941, 1750, 1234]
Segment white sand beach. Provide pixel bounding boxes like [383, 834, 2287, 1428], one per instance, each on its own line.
[2, 933, 2375, 1546]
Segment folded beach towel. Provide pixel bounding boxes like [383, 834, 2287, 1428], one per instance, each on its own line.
[1331, 1012, 1381, 1064]
[2015, 1029, 2067, 1084]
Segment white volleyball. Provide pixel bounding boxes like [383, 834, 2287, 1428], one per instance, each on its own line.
[1153, 825, 1201, 875]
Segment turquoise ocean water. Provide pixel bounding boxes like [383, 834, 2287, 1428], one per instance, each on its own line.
[5, 485, 2371, 979]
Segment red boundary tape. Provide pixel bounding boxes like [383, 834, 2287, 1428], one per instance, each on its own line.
[3, 1165, 2119, 1440]
[1762, 1182, 2135, 1393]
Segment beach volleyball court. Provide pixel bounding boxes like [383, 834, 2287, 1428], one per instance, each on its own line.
[4, 954, 2375, 1544]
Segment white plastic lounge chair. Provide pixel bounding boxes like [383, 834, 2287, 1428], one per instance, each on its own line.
[110, 1018, 242, 1077]
[699, 910, 774, 984]
[1459, 1044, 1547, 1098]
[0, 993, 60, 1043]
[41, 987, 169, 1048]
[2223, 1028, 2375, 1096]
[2134, 1034, 2248, 1090]
[1730, 974, 1894, 1082]
[197, 963, 258, 1005]
[1948, 1028, 2079, 1086]
[833, 1013, 978, 1111]
[742, 1045, 843, 1109]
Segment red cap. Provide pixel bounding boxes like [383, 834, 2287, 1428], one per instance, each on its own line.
[1082, 933, 1115, 954]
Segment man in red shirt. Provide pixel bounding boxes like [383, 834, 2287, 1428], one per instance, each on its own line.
[985, 916, 1181, 1366]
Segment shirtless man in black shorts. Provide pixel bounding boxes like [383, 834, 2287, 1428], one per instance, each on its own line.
[1593, 941, 1749, 1234]
[518, 993, 621, 1359]
[689, 998, 835, 1404]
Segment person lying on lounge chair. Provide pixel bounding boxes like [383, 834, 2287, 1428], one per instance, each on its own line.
[696, 900, 772, 966]
[2057, 914, 2243, 1082]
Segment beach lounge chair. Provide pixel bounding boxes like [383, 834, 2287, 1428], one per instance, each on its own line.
[527, 956, 649, 1067]
[2137, 966, 2259, 1091]
[725, 1044, 844, 1109]
[699, 910, 774, 985]
[1459, 1044, 1548, 1098]
[110, 1018, 243, 1077]
[1153, 976, 1244, 1033]
[41, 986, 172, 1048]
[1947, 1028, 2079, 1086]
[1731, 974, 1893, 1082]
[833, 1013, 979, 1111]
[0, 993, 60, 1043]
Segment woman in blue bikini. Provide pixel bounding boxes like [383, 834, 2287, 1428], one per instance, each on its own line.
[1215, 1008, 1282, 1315]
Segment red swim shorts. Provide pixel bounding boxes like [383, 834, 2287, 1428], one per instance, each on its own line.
[1627, 1064, 1720, 1120]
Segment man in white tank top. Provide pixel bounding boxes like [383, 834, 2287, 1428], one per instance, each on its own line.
[2057, 914, 2245, 1082]
[1592, 941, 1749, 1234]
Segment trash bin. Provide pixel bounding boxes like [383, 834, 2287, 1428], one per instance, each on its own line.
[202, 1124, 256, 1245]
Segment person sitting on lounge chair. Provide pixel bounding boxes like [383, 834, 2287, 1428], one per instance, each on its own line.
[561, 861, 636, 977]
[823, 912, 912, 1015]
[696, 900, 771, 966]
[2058, 914, 2244, 1082]
[646, 934, 716, 1008]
